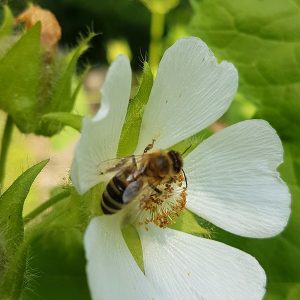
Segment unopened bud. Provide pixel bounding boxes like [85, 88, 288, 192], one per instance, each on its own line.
[16, 5, 61, 55]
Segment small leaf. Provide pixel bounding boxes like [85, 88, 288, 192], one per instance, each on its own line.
[41, 112, 83, 132]
[0, 23, 42, 133]
[0, 159, 49, 298]
[118, 62, 153, 157]
[0, 5, 14, 38]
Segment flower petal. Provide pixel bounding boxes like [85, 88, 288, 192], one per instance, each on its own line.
[139, 226, 266, 300]
[71, 55, 132, 194]
[84, 216, 158, 300]
[135, 37, 238, 153]
[184, 120, 291, 238]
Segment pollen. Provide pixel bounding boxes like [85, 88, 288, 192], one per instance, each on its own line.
[130, 172, 187, 228]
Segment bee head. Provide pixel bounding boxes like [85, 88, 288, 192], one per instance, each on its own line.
[151, 154, 170, 176]
[167, 150, 183, 174]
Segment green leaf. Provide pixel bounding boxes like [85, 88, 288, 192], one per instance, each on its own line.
[0, 159, 49, 299]
[190, 0, 300, 141]
[117, 62, 153, 157]
[41, 112, 83, 132]
[0, 5, 14, 39]
[0, 23, 42, 133]
[36, 33, 95, 136]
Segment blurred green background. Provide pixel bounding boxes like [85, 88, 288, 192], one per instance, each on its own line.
[1, 0, 300, 299]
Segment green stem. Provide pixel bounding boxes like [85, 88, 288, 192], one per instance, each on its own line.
[149, 11, 165, 71]
[24, 189, 70, 224]
[0, 115, 14, 187]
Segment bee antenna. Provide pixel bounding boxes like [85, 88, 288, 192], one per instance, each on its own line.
[181, 144, 192, 156]
[182, 169, 188, 188]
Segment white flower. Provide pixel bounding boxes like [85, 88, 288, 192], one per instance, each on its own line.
[71, 37, 291, 300]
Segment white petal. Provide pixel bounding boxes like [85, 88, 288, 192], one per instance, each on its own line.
[135, 37, 238, 153]
[84, 216, 158, 300]
[185, 120, 291, 238]
[139, 226, 266, 300]
[71, 56, 132, 194]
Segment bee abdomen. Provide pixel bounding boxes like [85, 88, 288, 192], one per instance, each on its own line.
[101, 175, 128, 215]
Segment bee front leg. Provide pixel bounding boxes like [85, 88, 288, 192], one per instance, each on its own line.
[131, 155, 137, 167]
[143, 139, 156, 154]
[150, 184, 162, 195]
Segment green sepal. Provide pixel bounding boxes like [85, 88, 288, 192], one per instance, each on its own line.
[35, 33, 95, 136]
[0, 23, 42, 133]
[0, 5, 14, 39]
[169, 209, 211, 237]
[170, 128, 212, 158]
[122, 224, 144, 272]
[41, 112, 83, 132]
[0, 159, 49, 299]
[117, 62, 153, 157]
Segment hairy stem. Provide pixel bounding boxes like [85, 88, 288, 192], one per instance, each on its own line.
[0, 115, 14, 187]
[149, 11, 165, 72]
[24, 189, 70, 224]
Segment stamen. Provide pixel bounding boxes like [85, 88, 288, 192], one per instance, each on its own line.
[129, 172, 187, 228]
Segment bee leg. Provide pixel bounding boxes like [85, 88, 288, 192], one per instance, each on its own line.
[150, 184, 162, 195]
[131, 155, 137, 167]
[167, 177, 176, 183]
[143, 139, 156, 154]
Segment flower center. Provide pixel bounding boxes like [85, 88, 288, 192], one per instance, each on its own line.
[127, 172, 187, 228]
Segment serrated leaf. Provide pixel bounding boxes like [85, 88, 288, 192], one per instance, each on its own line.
[0, 23, 42, 133]
[190, 0, 300, 140]
[41, 112, 83, 132]
[0, 159, 49, 299]
[117, 62, 153, 157]
[0, 5, 14, 38]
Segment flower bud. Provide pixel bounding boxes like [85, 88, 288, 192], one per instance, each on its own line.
[16, 5, 61, 56]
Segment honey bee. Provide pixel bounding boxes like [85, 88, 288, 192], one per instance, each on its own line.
[98, 141, 188, 227]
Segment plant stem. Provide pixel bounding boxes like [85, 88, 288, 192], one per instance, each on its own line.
[23, 189, 70, 224]
[149, 11, 165, 72]
[0, 115, 14, 187]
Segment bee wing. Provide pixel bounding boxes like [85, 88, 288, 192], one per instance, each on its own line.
[123, 179, 144, 204]
[97, 155, 144, 177]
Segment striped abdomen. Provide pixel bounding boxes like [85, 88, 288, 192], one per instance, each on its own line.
[101, 173, 130, 215]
